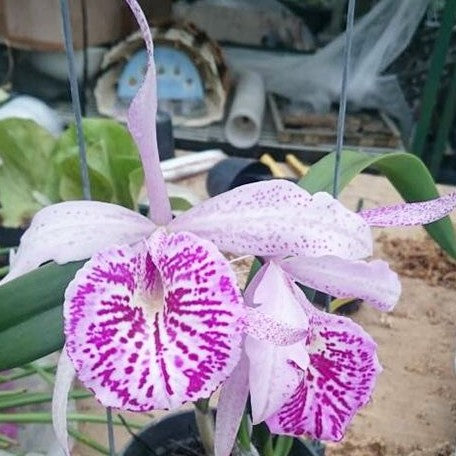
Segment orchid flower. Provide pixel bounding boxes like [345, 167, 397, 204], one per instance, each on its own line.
[215, 191, 456, 456]
[0, 0, 384, 452]
[2, 0, 456, 454]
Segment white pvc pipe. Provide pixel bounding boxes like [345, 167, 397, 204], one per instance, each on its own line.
[225, 71, 265, 149]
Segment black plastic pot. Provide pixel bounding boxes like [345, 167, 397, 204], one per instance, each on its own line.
[122, 411, 324, 456]
[206, 157, 272, 197]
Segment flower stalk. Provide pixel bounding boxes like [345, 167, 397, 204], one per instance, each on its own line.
[195, 399, 215, 456]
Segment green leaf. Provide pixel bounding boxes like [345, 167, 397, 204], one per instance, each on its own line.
[55, 119, 141, 208]
[170, 196, 193, 212]
[0, 261, 84, 370]
[58, 145, 114, 202]
[299, 150, 456, 258]
[273, 436, 294, 456]
[0, 119, 58, 227]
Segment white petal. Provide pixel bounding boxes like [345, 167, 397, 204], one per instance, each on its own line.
[1, 201, 154, 284]
[52, 348, 75, 456]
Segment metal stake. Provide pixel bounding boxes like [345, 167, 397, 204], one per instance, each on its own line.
[59, 0, 91, 200]
[326, 0, 356, 313]
[61, 0, 114, 452]
[332, 0, 356, 198]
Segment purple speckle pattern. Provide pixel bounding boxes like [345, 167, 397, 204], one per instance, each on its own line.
[1, 201, 154, 285]
[266, 286, 381, 442]
[169, 180, 372, 260]
[281, 256, 401, 312]
[243, 307, 307, 346]
[64, 228, 244, 411]
[360, 192, 456, 227]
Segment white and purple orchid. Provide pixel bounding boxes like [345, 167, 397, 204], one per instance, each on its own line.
[2, 0, 456, 455]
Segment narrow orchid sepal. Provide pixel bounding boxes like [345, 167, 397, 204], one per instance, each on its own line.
[0, 201, 155, 285]
[64, 229, 244, 411]
[266, 287, 382, 441]
[215, 352, 250, 456]
[52, 347, 76, 455]
[170, 180, 372, 260]
[360, 192, 456, 227]
[281, 256, 401, 312]
[125, 0, 172, 225]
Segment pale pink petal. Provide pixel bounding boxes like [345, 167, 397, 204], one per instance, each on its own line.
[266, 291, 381, 442]
[360, 192, 456, 227]
[64, 229, 244, 411]
[125, 0, 171, 225]
[243, 307, 307, 346]
[244, 262, 309, 424]
[0, 201, 154, 284]
[215, 352, 249, 456]
[52, 347, 75, 456]
[281, 256, 401, 312]
[170, 181, 372, 260]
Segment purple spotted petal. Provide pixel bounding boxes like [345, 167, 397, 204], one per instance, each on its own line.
[215, 351, 250, 456]
[64, 229, 244, 410]
[360, 192, 456, 227]
[281, 256, 401, 312]
[170, 181, 372, 260]
[243, 307, 307, 346]
[0, 201, 154, 285]
[125, 0, 171, 225]
[244, 262, 309, 424]
[266, 289, 381, 442]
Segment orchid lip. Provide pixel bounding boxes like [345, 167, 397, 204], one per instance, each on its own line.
[64, 229, 245, 411]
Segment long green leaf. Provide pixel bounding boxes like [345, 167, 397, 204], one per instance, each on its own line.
[412, 0, 456, 158]
[299, 150, 456, 258]
[0, 261, 84, 370]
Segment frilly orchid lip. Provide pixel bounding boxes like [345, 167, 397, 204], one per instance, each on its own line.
[64, 228, 244, 411]
[265, 284, 381, 441]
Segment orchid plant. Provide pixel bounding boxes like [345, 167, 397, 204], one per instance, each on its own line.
[1, 0, 456, 455]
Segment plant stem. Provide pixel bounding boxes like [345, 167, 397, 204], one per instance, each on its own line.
[0, 390, 92, 410]
[68, 426, 110, 455]
[237, 413, 251, 451]
[263, 435, 274, 456]
[0, 388, 27, 397]
[25, 362, 55, 387]
[0, 412, 143, 428]
[0, 365, 56, 384]
[0, 432, 18, 445]
[194, 399, 215, 456]
[106, 407, 116, 456]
